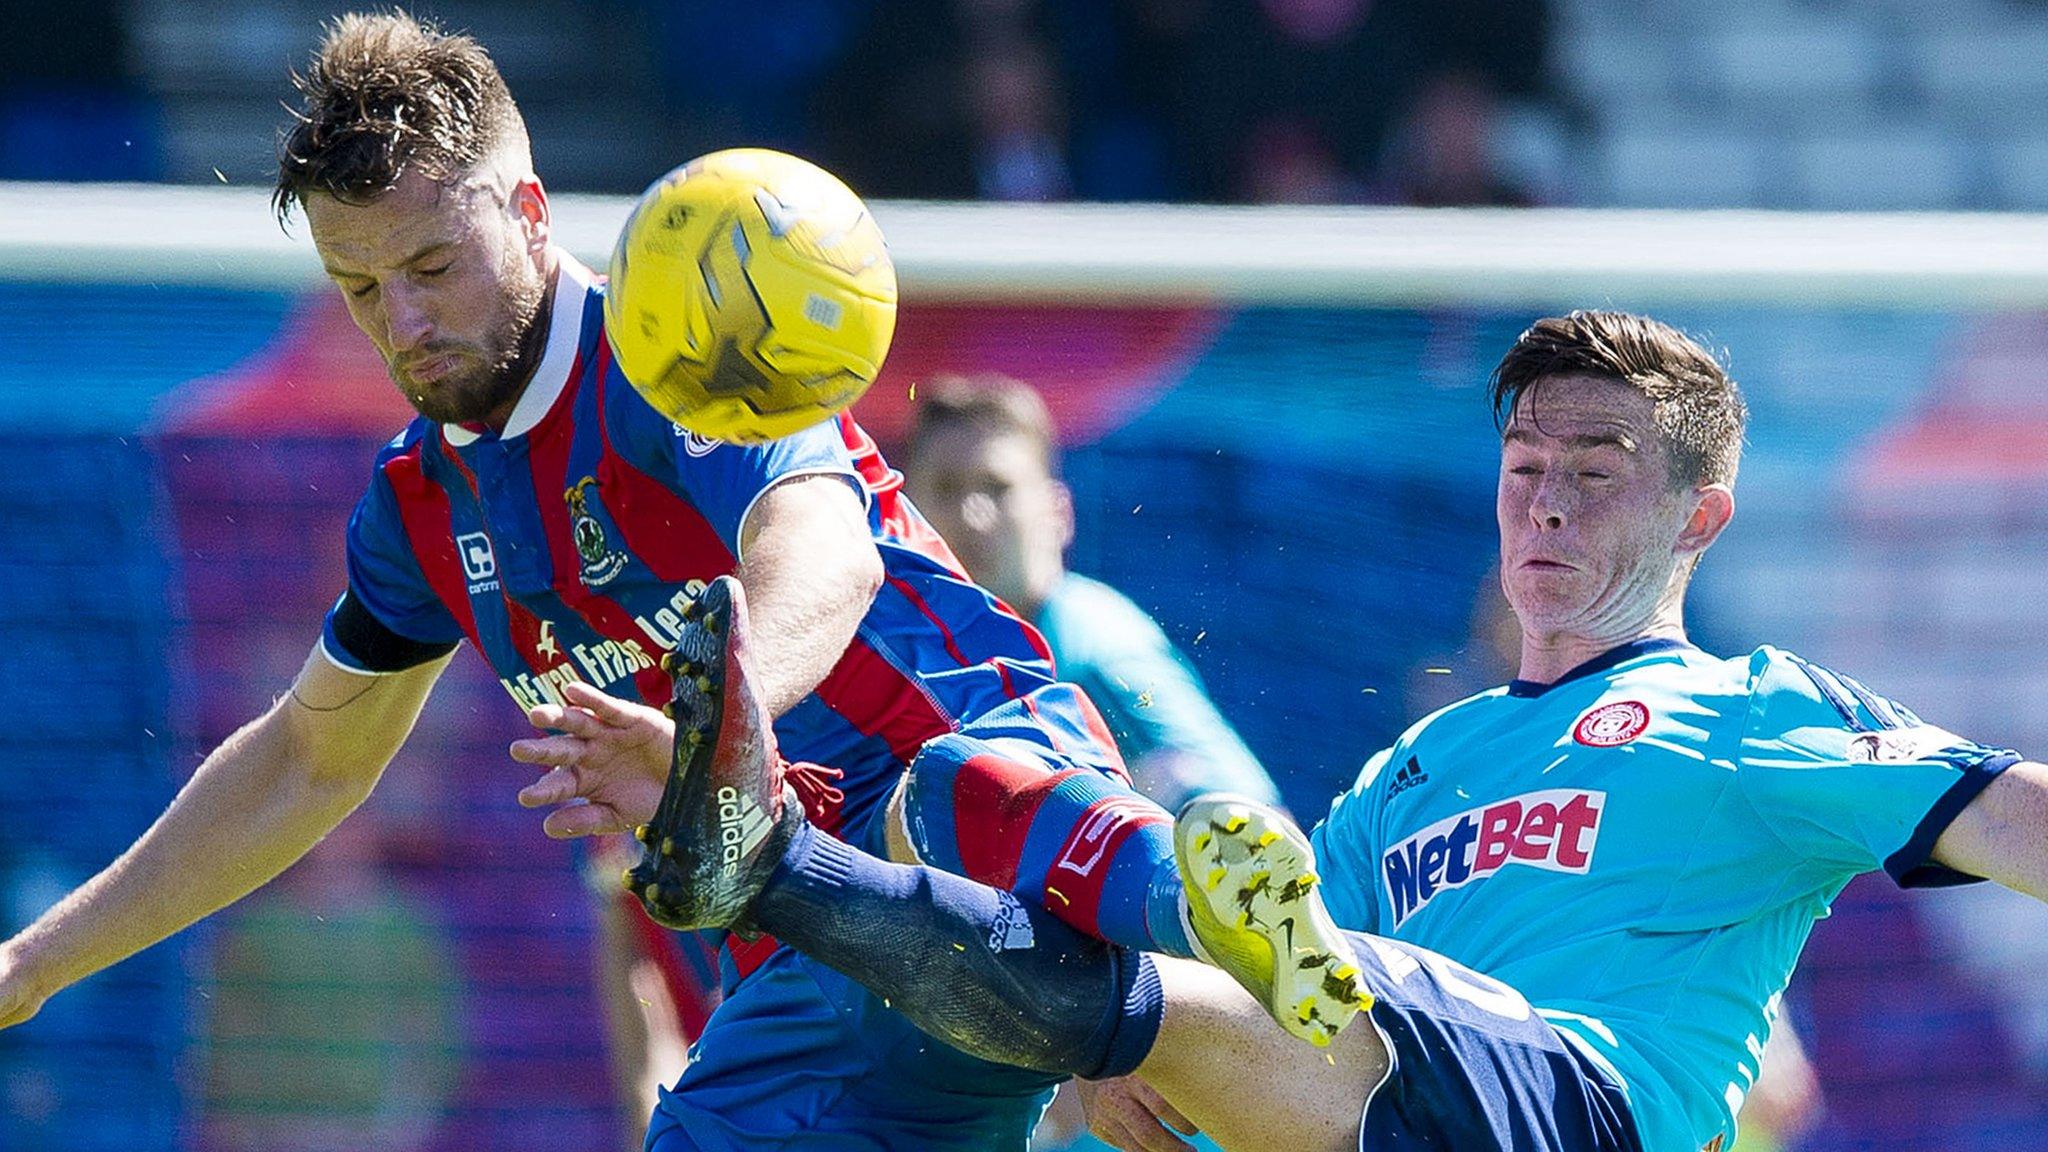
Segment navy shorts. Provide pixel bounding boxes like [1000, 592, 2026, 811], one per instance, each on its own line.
[641, 946, 1061, 1151]
[1347, 934, 1641, 1152]
[642, 811, 1062, 1152]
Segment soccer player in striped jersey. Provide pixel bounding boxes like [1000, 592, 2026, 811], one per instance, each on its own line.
[569, 311, 2048, 1152]
[0, 14, 1226, 1151]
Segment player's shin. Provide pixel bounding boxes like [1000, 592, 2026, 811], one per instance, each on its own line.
[755, 818, 1166, 1079]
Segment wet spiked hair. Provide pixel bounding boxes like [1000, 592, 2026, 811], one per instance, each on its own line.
[273, 10, 529, 224]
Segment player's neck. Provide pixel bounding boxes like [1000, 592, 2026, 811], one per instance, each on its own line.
[1515, 568, 1694, 686]
[1015, 570, 1064, 622]
[1003, 555, 1067, 623]
[1516, 616, 1688, 687]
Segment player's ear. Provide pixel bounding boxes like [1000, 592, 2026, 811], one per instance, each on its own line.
[1676, 484, 1734, 559]
[1052, 478, 1075, 551]
[512, 175, 550, 252]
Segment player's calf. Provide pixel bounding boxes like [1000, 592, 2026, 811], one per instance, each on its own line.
[1176, 796, 1373, 1048]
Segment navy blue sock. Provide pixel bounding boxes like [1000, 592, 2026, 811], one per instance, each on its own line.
[749, 820, 1164, 1079]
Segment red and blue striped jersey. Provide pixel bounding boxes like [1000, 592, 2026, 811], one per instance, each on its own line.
[321, 257, 1079, 837]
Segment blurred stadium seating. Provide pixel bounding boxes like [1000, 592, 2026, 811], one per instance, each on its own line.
[28, 0, 2039, 211]
[1562, 0, 2048, 210]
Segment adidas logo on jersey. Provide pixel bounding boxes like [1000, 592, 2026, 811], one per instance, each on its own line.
[717, 786, 772, 878]
[1382, 788, 1606, 926]
[1387, 755, 1430, 799]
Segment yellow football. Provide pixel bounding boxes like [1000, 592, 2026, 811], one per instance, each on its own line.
[604, 148, 898, 443]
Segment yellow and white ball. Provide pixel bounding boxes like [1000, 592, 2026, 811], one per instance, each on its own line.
[605, 148, 898, 443]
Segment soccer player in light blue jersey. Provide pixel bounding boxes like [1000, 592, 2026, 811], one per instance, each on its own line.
[550, 309, 2048, 1152]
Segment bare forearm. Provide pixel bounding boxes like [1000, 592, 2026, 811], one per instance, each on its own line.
[734, 478, 883, 718]
[737, 548, 879, 715]
[5, 702, 377, 995]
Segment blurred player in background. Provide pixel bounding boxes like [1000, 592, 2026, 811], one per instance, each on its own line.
[902, 374, 1280, 1149]
[559, 309, 2048, 1152]
[0, 13, 1248, 1152]
[588, 848, 721, 1147]
[903, 374, 1280, 816]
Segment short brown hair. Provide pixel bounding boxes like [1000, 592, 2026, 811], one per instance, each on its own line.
[906, 374, 1060, 474]
[1489, 310, 1747, 489]
[273, 10, 528, 224]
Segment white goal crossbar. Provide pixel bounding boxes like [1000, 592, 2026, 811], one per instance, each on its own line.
[5, 182, 2048, 308]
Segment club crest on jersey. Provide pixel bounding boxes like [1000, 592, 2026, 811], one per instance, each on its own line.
[1382, 788, 1606, 926]
[1573, 700, 1650, 747]
[1846, 727, 1951, 763]
[565, 477, 628, 588]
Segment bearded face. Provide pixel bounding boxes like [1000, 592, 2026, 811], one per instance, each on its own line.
[306, 167, 551, 426]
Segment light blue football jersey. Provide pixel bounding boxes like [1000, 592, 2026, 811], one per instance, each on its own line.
[1310, 638, 2017, 1152]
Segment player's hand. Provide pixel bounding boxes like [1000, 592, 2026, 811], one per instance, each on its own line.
[511, 681, 673, 838]
[0, 945, 49, 1031]
[1075, 1075, 1199, 1152]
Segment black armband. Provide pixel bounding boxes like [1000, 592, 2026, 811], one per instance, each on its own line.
[329, 588, 460, 672]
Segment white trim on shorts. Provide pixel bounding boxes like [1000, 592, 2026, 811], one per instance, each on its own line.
[1355, 1009, 1400, 1151]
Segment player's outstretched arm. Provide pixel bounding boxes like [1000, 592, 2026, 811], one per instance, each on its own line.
[732, 473, 883, 719]
[0, 641, 447, 1029]
[1931, 758, 2048, 901]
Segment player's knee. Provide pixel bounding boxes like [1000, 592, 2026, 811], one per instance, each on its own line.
[882, 771, 920, 864]
[902, 735, 1069, 885]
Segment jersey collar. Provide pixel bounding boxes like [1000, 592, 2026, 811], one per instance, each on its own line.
[1505, 637, 1695, 698]
[443, 252, 594, 447]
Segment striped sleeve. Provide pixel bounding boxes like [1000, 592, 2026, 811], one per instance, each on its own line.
[1735, 647, 2016, 888]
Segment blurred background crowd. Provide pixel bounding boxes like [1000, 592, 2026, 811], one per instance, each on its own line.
[14, 0, 2048, 211]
